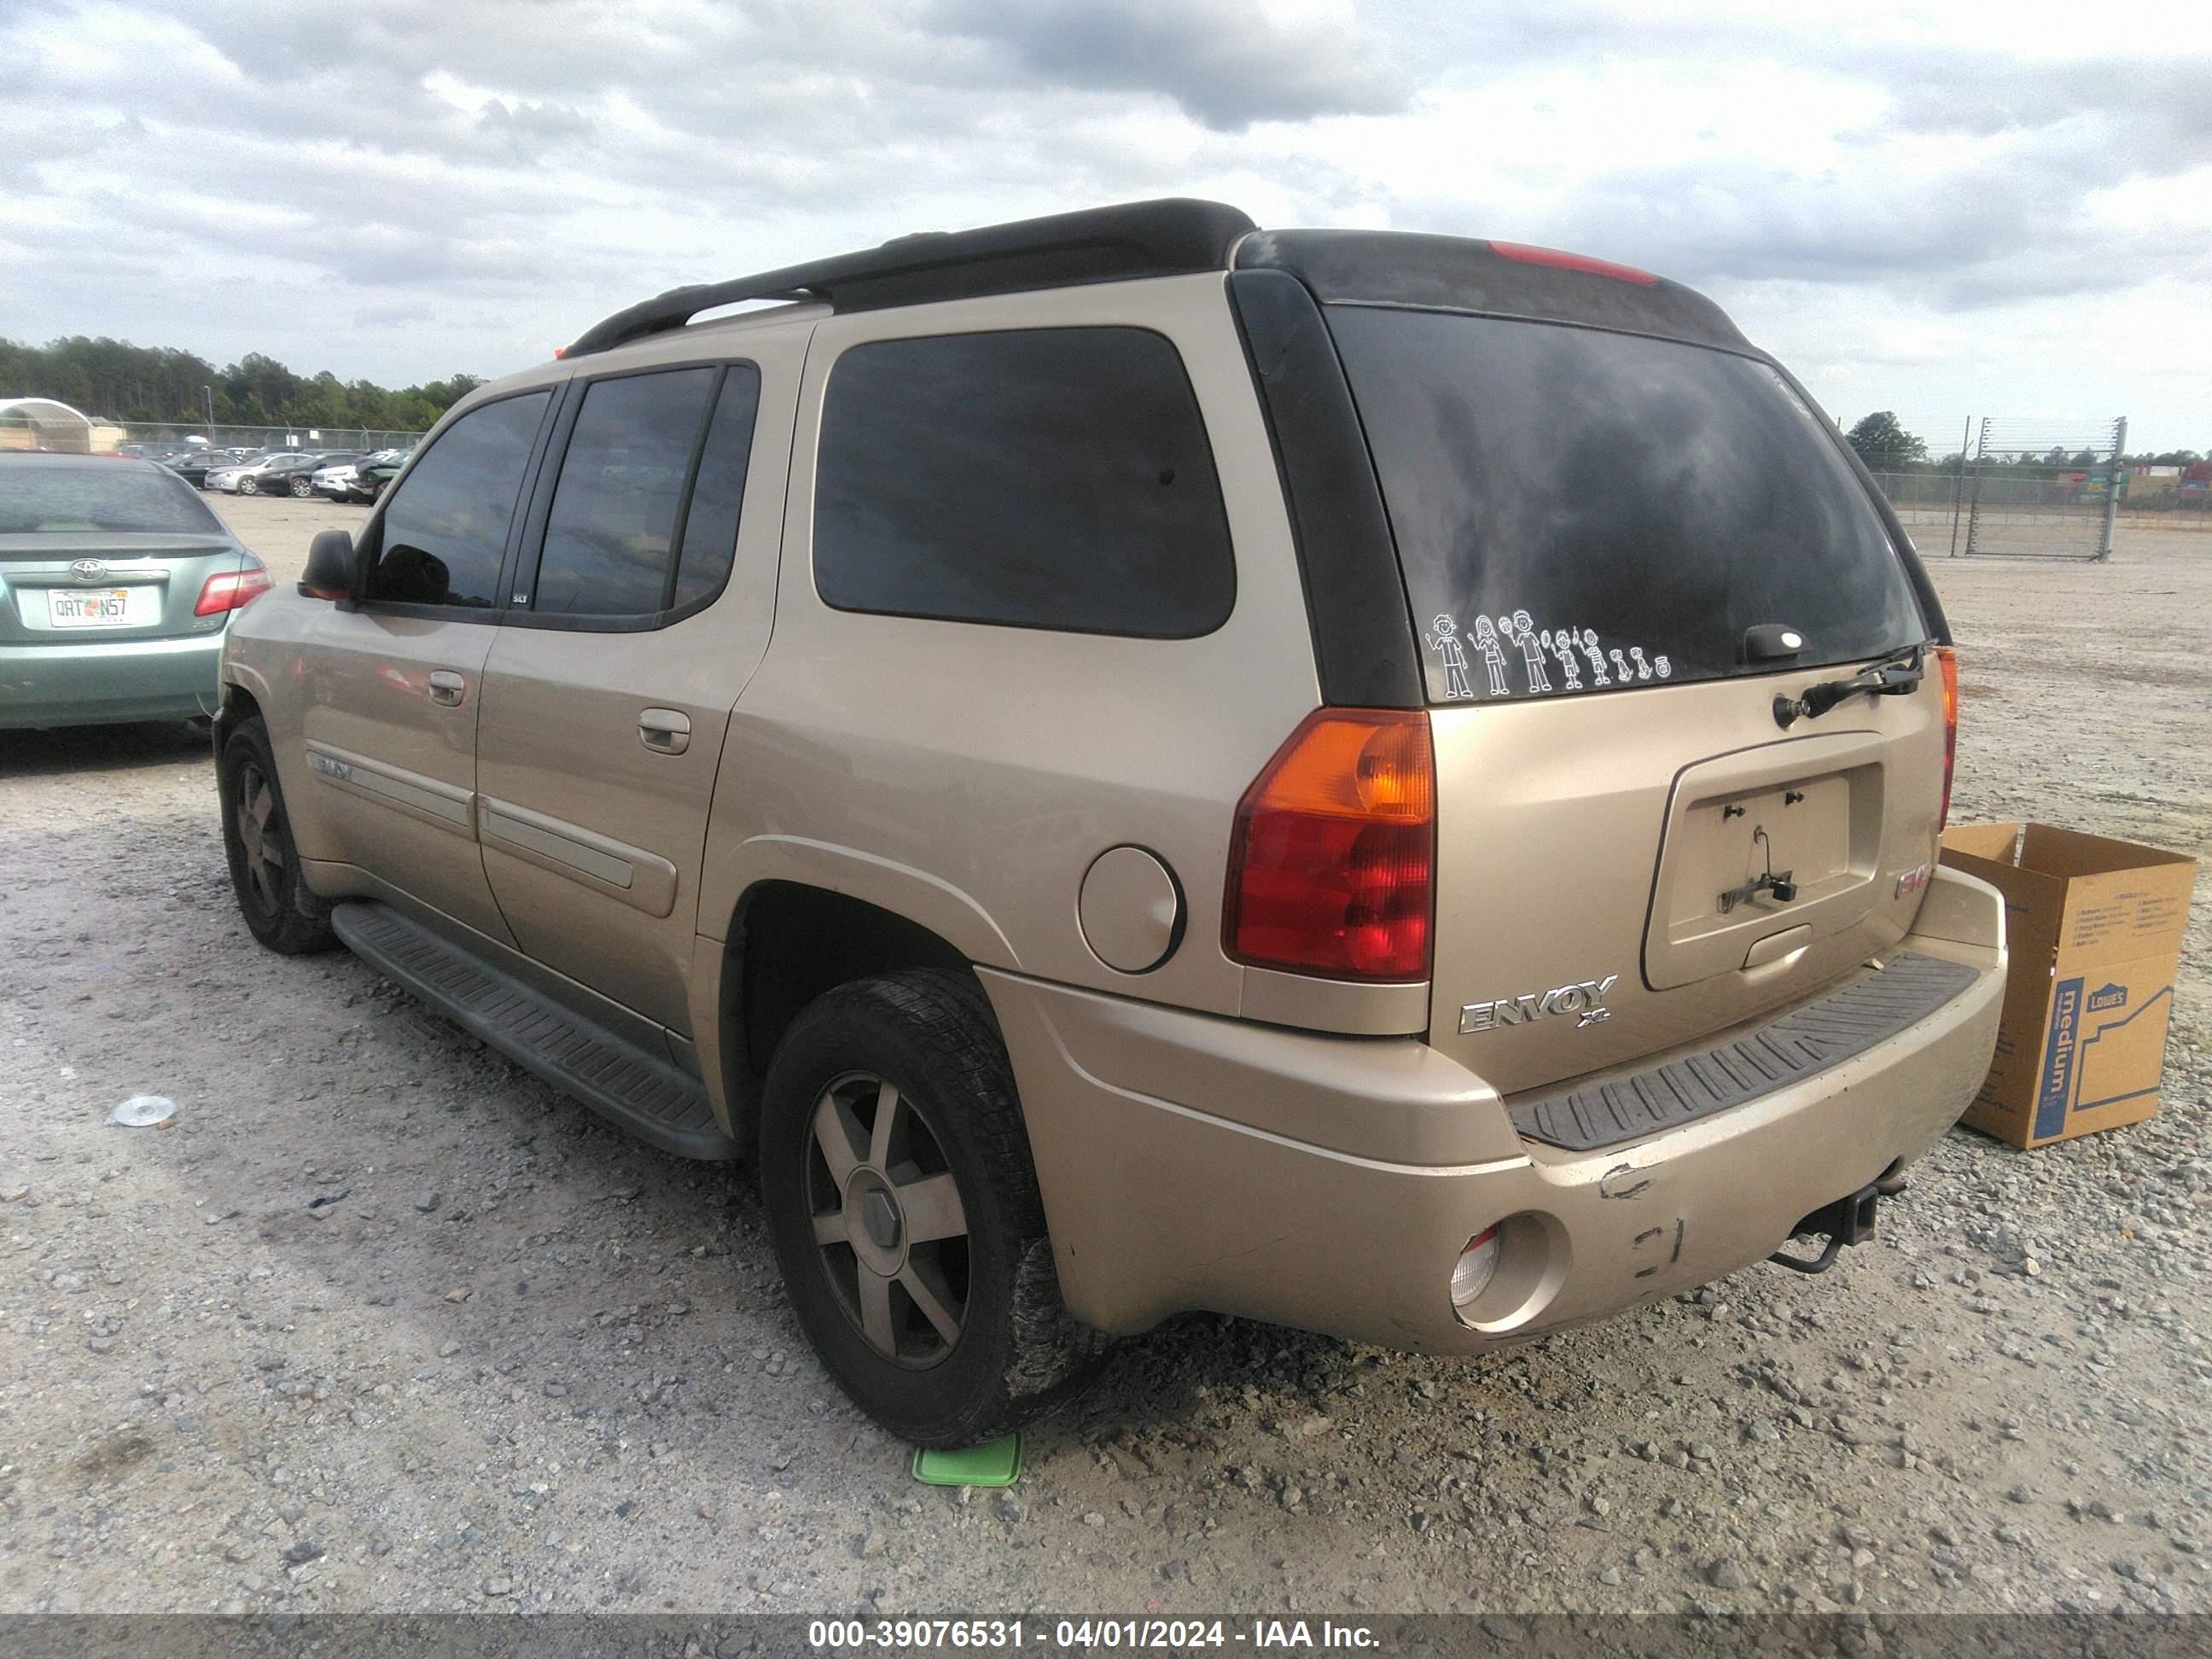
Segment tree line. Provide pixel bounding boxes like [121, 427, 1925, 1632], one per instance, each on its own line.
[1844, 410, 2203, 474]
[0, 335, 485, 433]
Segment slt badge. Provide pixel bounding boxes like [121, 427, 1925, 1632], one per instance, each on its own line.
[1461, 974, 1621, 1034]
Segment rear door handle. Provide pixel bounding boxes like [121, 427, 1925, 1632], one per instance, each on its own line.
[428, 670, 466, 707]
[638, 707, 690, 754]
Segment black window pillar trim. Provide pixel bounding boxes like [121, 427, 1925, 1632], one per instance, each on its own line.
[1224, 268, 1424, 710]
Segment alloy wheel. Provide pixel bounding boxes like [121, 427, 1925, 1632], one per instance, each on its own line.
[234, 760, 285, 914]
[804, 1070, 970, 1368]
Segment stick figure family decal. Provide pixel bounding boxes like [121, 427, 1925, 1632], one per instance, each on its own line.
[1426, 614, 1670, 700]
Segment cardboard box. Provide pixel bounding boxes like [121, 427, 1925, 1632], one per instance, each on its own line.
[1939, 823, 2197, 1148]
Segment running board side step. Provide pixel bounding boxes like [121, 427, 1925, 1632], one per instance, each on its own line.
[331, 901, 737, 1161]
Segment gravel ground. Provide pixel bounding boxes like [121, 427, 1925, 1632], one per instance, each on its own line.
[2, 500, 2206, 1619]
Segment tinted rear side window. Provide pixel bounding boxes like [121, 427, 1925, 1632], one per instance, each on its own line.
[672, 368, 761, 611]
[813, 328, 1233, 637]
[370, 391, 550, 608]
[0, 465, 224, 537]
[535, 368, 718, 616]
[1327, 309, 1924, 703]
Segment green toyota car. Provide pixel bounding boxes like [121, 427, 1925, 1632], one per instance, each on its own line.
[1, 453, 271, 731]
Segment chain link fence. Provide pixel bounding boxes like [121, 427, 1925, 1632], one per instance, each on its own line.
[1870, 468, 2210, 554]
[112, 420, 423, 456]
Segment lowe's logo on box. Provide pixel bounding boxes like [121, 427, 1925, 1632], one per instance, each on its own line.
[2087, 982, 2128, 1013]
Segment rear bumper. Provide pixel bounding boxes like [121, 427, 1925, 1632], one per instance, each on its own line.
[983, 865, 2005, 1351]
[0, 629, 227, 729]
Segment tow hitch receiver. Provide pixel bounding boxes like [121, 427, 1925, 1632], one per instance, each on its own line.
[1768, 1183, 1881, 1276]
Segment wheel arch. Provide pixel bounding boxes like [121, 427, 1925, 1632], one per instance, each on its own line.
[711, 879, 979, 1150]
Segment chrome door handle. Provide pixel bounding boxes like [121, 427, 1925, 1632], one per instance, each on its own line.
[428, 670, 466, 707]
[638, 707, 690, 754]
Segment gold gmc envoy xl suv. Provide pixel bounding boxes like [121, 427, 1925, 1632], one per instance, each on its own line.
[216, 201, 2006, 1446]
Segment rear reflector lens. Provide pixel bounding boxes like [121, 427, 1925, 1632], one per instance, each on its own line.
[195, 567, 272, 616]
[1451, 1225, 1501, 1310]
[1935, 645, 1959, 830]
[1488, 241, 1659, 285]
[1224, 708, 1435, 981]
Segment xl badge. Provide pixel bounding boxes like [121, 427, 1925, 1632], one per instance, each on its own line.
[1461, 974, 1620, 1034]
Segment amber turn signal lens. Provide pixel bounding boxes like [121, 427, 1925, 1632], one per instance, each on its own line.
[1935, 645, 1959, 830]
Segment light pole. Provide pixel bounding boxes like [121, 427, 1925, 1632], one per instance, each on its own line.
[203, 385, 215, 437]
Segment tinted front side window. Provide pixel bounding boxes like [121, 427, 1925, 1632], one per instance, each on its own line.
[0, 466, 224, 537]
[1327, 309, 1925, 703]
[813, 329, 1233, 637]
[370, 391, 550, 608]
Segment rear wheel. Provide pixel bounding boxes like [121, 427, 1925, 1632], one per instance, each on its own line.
[218, 714, 336, 954]
[760, 969, 1105, 1446]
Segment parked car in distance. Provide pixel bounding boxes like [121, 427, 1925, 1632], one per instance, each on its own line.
[216, 200, 2004, 1447]
[2, 453, 270, 729]
[352, 454, 405, 503]
[163, 449, 233, 488]
[208, 452, 354, 496]
[311, 450, 405, 504]
[277, 452, 362, 498]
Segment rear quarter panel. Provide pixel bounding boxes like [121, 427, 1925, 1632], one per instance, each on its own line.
[696, 273, 1324, 1020]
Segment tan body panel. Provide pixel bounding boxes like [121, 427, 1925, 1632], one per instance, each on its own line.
[474, 321, 807, 1038]
[693, 274, 1355, 1032]
[1426, 669, 1946, 1097]
[276, 609, 515, 946]
[987, 865, 2002, 1345]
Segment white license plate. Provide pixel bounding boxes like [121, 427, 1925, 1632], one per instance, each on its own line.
[48, 587, 143, 628]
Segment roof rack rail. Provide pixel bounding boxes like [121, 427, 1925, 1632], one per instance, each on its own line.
[562, 198, 1255, 359]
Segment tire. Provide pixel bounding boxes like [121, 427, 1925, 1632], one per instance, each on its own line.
[760, 969, 1106, 1446]
[218, 713, 337, 954]
[288, 477, 312, 498]
[238, 476, 259, 496]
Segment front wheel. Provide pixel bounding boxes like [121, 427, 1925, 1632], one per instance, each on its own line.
[218, 714, 336, 954]
[237, 476, 259, 496]
[759, 969, 1105, 1447]
[288, 477, 312, 498]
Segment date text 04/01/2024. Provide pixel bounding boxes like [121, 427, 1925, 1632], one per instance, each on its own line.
[806, 1617, 1382, 1650]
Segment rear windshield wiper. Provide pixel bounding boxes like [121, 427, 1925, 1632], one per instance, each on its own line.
[1773, 644, 1926, 729]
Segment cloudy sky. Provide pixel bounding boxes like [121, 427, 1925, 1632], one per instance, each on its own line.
[3, 0, 2207, 451]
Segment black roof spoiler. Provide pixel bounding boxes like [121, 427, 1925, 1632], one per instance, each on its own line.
[563, 198, 1258, 359]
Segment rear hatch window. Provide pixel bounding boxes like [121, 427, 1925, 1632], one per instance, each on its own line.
[0, 465, 226, 539]
[1324, 308, 1926, 703]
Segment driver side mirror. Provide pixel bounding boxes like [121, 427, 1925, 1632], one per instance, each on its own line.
[301, 528, 358, 602]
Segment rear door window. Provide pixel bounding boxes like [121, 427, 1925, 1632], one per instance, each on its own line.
[1326, 308, 1926, 703]
[369, 391, 550, 608]
[527, 364, 761, 620]
[812, 328, 1234, 637]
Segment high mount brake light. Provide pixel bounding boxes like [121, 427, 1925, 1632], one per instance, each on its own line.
[1935, 646, 1959, 830]
[1224, 708, 1435, 982]
[1487, 241, 1659, 286]
[195, 567, 272, 616]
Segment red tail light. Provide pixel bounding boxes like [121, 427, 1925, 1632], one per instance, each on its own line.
[195, 567, 272, 616]
[1224, 708, 1435, 981]
[1935, 645, 1959, 830]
